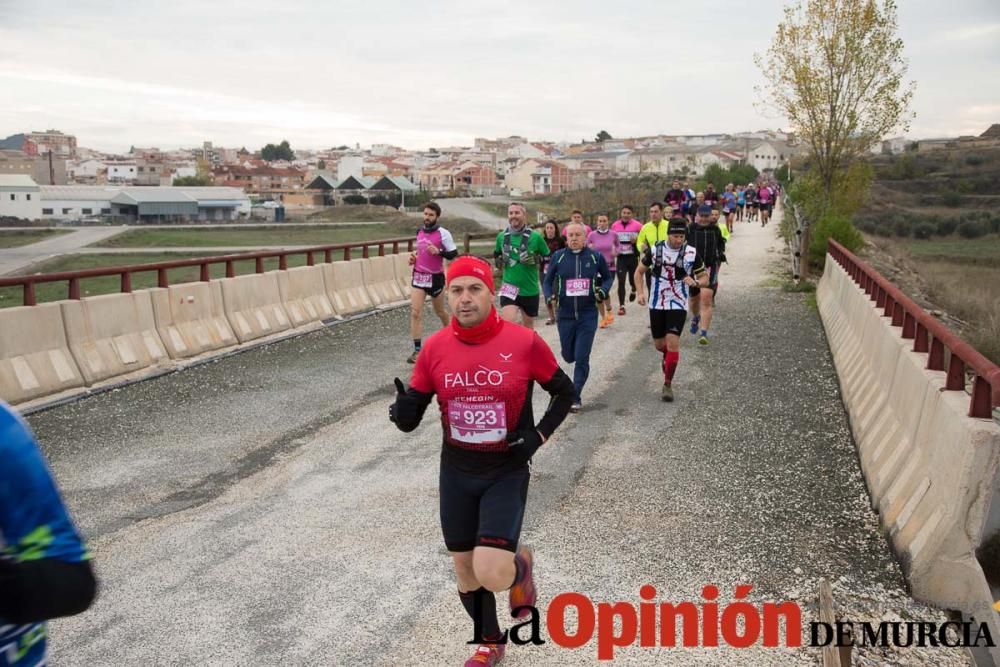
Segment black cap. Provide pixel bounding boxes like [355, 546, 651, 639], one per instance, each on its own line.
[668, 219, 688, 235]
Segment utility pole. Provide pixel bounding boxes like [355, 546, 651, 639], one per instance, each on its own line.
[48, 150, 55, 185]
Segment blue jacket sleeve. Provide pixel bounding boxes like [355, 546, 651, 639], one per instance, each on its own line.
[542, 249, 560, 300]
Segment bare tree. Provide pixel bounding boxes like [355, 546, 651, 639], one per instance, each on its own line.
[757, 0, 914, 210]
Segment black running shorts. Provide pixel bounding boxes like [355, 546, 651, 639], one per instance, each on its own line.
[412, 272, 446, 298]
[500, 293, 540, 318]
[439, 459, 530, 553]
[649, 309, 687, 339]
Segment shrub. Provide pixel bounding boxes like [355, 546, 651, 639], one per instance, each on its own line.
[913, 222, 935, 239]
[942, 192, 962, 207]
[892, 217, 912, 237]
[854, 217, 878, 234]
[965, 154, 985, 166]
[809, 213, 864, 268]
[957, 220, 989, 238]
[936, 218, 958, 236]
[342, 195, 367, 205]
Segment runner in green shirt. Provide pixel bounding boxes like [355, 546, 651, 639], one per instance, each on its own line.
[494, 202, 550, 330]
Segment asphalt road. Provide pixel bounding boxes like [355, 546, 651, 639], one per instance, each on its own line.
[0, 226, 127, 275]
[34, 209, 969, 666]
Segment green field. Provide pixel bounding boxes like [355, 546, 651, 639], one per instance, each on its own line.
[92, 225, 411, 248]
[0, 229, 69, 248]
[905, 234, 1000, 263]
[0, 250, 368, 308]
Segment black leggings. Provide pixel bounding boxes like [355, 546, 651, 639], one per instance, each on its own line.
[616, 254, 638, 305]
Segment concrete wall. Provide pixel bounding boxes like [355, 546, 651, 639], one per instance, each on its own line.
[0, 303, 84, 404]
[3, 252, 415, 408]
[61, 292, 170, 385]
[150, 282, 238, 360]
[818, 256, 1000, 662]
[218, 272, 293, 343]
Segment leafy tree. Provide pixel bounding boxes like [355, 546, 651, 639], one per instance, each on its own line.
[174, 174, 212, 186]
[317, 159, 326, 170]
[757, 0, 914, 214]
[595, 130, 613, 142]
[261, 140, 295, 162]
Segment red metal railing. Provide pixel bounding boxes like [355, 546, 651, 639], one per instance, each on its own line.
[828, 239, 1000, 419]
[0, 237, 414, 308]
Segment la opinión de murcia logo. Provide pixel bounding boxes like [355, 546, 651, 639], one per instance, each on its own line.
[470, 585, 996, 660]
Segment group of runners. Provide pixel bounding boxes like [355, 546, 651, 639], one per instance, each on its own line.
[395, 187, 778, 665]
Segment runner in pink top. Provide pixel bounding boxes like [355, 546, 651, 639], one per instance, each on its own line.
[407, 201, 458, 363]
[610, 206, 644, 316]
[587, 213, 619, 327]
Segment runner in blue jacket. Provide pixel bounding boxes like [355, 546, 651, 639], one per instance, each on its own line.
[542, 222, 613, 412]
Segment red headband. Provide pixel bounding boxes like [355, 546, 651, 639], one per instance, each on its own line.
[446, 256, 495, 293]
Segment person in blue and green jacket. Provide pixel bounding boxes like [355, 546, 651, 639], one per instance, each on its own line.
[1, 401, 97, 667]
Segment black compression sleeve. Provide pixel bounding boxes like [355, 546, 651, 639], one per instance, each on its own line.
[441, 249, 459, 260]
[535, 368, 575, 440]
[393, 388, 434, 433]
[0, 558, 97, 624]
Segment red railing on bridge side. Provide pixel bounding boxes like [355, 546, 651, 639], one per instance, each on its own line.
[0, 237, 414, 308]
[828, 239, 1000, 419]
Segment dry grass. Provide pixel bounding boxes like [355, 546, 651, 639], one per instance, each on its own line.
[864, 235, 1000, 365]
[920, 262, 1000, 365]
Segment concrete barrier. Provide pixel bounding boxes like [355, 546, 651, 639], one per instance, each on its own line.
[322, 260, 373, 317]
[61, 291, 171, 385]
[818, 254, 1000, 659]
[391, 252, 412, 299]
[150, 282, 238, 360]
[219, 272, 293, 343]
[0, 303, 85, 404]
[277, 266, 338, 327]
[362, 255, 405, 307]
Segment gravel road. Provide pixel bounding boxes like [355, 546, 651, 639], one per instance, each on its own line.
[33, 209, 971, 665]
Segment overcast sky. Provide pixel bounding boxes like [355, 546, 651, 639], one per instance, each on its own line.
[1, 0, 998, 153]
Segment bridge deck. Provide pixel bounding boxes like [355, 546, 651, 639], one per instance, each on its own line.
[34, 210, 970, 665]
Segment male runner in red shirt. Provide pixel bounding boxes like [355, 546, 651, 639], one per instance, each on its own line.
[389, 256, 575, 666]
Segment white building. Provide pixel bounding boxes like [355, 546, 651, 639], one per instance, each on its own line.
[106, 161, 137, 183]
[39, 186, 119, 220]
[336, 155, 364, 181]
[0, 175, 42, 220]
[747, 141, 793, 173]
[34, 185, 250, 222]
[68, 159, 105, 182]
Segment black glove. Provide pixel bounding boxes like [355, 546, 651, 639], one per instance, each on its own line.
[506, 429, 544, 464]
[494, 253, 504, 270]
[389, 377, 419, 426]
[720, 253, 728, 264]
[594, 287, 608, 303]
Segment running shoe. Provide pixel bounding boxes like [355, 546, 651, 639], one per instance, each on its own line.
[629, 290, 636, 303]
[606, 314, 614, 325]
[545, 318, 555, 326]
[689, 316, 700, 335]
[569, 402, 582, 413]
[406, 349, 419, 364]
[465, 642, 505, 666]
[618, 305, 626, 316]
[509, 546, 536, 618]
[599, 318, 609, 329]
[661, 383, 674, 402]
[698, 335, 709, 346]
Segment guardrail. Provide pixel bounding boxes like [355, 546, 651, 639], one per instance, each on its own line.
[0, 237, 414, 307]
[828, 239, 1000, 419]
